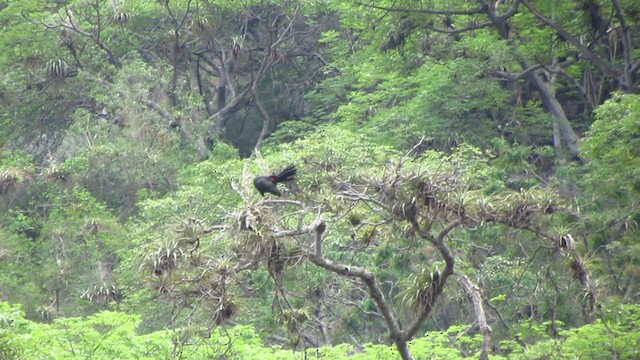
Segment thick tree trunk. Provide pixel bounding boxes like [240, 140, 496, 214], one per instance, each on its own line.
[480, 0, 583, 160]
[527, 71, 582, 158]
[612, 0, 638, 91]
[195, 59, 214, 116]
[393, 340, 414, 360]
[216, 71, 227, 113]
[552, 117, 563, 159]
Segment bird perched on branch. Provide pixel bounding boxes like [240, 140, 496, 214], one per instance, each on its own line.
[253, 164, 297, 196]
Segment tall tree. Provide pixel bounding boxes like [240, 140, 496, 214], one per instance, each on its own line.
[353, 0, 639, 159]
[139, 134, 594, 359]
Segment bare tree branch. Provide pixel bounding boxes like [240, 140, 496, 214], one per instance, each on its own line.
[357, 2, 485, 16]
[483, 296, 510, 331]
[305, 220, 414, 359]
[45, 4, 123, 68]
[520, 0, 619, 81]
[611, 0, 638, 90]
[253, 6, 303, 151]
[494, 64, 543, 80]
[423, 21, 492, 34]
[492, 0, 521, 22]
[344, 300, 384, 319]
[460, 275, 492, 360]
[404, 220, 459, 339]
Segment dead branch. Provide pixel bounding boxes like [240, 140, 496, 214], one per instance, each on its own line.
[460, 274, 492, 360]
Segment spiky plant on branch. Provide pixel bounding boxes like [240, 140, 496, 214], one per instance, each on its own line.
[139, 148, 591, 359]
[0, 167, 33, 195]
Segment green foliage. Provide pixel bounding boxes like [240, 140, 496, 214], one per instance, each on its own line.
[576, 93, 640, 299]
[0, 302, 29, 359]
[1, 0, 639, 359]
[507, 304, 640, 359]
[0, 185, 126, 318]
[0, 303, 476, 359]
[0, 150, 36, 210]
[0, 150, 35, 169]
[582, 93, 640, 200]
[4, 301, 636, 359]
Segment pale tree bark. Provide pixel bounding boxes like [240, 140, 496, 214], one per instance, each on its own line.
[365, 0, 588, 159]
[479, 0, 583, 159]
[522, 0, 640, 92]
[611, 0, 639, 91]
[305, 218, 459, 360]
[307, 221, 413, 360]
[460, 275, 493, 360]
[526, 71, 582, 159]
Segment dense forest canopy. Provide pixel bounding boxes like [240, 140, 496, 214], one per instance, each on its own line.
[1, 0, 639, 359]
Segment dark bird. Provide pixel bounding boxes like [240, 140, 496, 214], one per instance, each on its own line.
[253, 164, 297, 196]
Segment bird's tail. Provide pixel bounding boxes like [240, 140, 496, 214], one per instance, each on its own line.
[275, 164, 296, 183]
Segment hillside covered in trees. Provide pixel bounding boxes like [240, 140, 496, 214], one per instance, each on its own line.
[1, 0, 639, 359]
